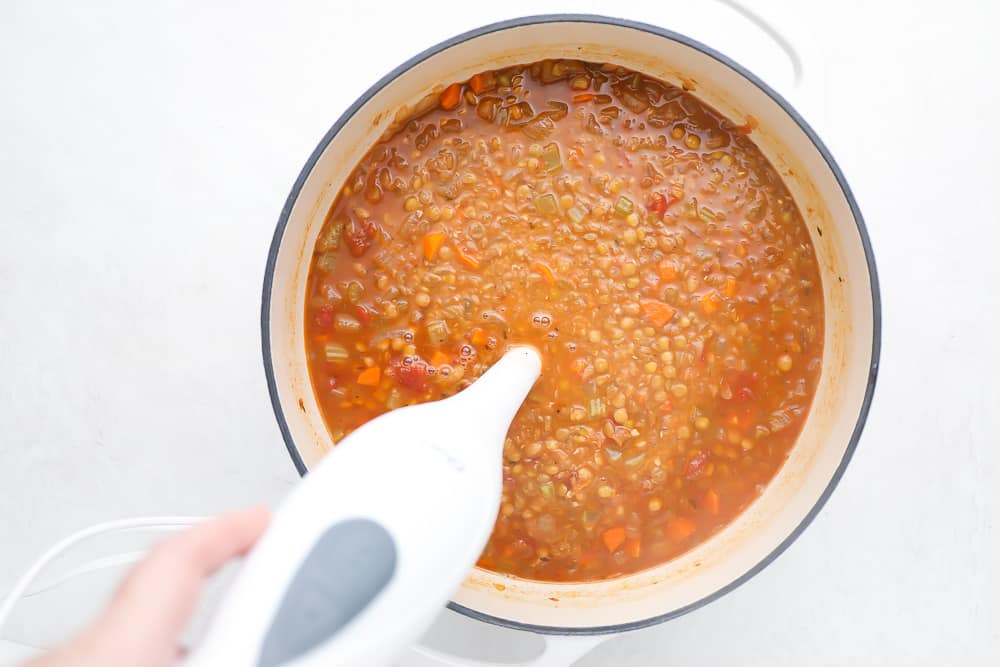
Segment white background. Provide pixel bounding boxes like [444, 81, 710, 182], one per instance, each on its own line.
[1, 0, 998, 664]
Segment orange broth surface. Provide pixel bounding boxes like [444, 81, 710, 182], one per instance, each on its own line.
[303, 60, 824, 582]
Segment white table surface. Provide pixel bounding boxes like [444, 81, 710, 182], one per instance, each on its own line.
[2, 0, 998, 664]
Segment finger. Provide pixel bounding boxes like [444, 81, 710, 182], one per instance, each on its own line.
[90, 507, 270, 665]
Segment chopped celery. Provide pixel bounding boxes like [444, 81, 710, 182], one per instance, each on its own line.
[706, 133, 727, 149]
[614, 196, 634, 218]
[335, 314, 361, 332]
[427, 319, 449, 345]
[542, 143, 562, 172]
[567, 206, 587, 224]
[625, 452, 647, 467]
[545, 101, 569, 120]
[346, 281, 364, 304]
[324, 342, 349, 362]
[317, 219, 345, 252]
[386, 388, 403, 410]
[589, 397, 606, 418]
[535, 193, 558, 216]
[539, 482, 554, 498]
[315, 252, 338, 273]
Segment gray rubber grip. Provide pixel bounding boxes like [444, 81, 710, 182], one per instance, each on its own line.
[257, 518, 397, 667]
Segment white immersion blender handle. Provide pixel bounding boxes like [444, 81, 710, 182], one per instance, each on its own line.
[184, 347, 541, 667]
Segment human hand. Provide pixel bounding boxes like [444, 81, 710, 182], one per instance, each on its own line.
[22, 507, 270, 667]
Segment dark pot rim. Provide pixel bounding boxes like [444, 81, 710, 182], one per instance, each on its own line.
[261, 13, 881, 637]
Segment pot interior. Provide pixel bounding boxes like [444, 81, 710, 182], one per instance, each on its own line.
[263, 17, 878, 632]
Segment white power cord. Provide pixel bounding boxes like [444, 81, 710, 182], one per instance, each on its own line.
[0, 516, 204, 635]
[16, 551, 147, 600]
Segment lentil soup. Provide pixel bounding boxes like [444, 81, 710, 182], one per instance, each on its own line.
[303, 60, 824, 582]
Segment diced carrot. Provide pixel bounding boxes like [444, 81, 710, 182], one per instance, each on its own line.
[455, 245, 481, 269]
[430, 350, 450, 368]
[701, 291, 721, 314]
[602, 527, 626, 552]
[704, 489, 720, 516]
[699, 332, 714, 364]
[625, 537, 641, 558]
[534, 260, 557, 286]
[569, 357, 589, 378]
[357, 366, 380, 386]
[724, 276, 738, 298]
[657, 260, 678, 282]
[572, 93, 595, 103]
[659, 399, 673, 413]
[470, 327, 489, 346]
[422, 231, 446, 260]
[469, 73, 492, 94]
[640, 299, 676, 327]
[439, 83, 462, 110]
[666, 517, 696, 542]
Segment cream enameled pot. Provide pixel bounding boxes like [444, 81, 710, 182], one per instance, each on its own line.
[261, 12, 880, 663]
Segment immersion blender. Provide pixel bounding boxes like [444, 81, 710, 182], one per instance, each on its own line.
[182, 346, 542, 666]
